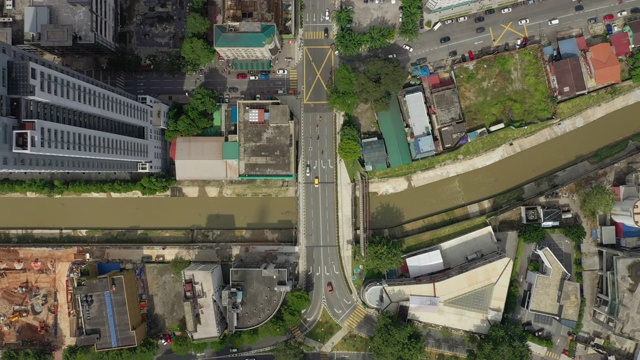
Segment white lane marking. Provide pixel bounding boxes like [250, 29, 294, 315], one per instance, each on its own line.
[316, 267, 321, 276]
[328, 160, 333, 169]
[333, 264, 339, 274]
[325, 266, 330, 276]
[314, 160, 318, 169]
[334, 308, 342, 314]
[321, 160, 326, 169]
[474, 41, 483, 45]
[343, 298, 352, 304]
[308, 267, 312, 275]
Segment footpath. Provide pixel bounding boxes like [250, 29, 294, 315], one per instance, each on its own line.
[370, 85, 640, 196]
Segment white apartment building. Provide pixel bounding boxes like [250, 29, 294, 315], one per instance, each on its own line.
[0, 42, 168, 173]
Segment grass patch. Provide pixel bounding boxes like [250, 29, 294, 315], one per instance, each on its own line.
[454, 46, 554, 129]
[371, 122, 550, 179]
[306, 308, 341, 343]
[333, 333, 371, 352]
[344, 158, 363, 182]
[352, 250, 366, 293]
[401, 216, 488, 252]
[588, 139, 630, 164]
[527, 334, 554, 348]
[556, 81, 640, 119]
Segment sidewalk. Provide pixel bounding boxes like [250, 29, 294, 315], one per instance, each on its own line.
[422, 0, 521, 25]
[369, 85, 640, 196]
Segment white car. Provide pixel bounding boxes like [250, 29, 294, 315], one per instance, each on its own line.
[306, 164, 310, 176]
[402, 44, 413, 52]
[618, 10, 628, 17]
[444, 19, 454, 25]
[501, 7, 512, 13]
[249, 75, 259, 80]
[548, 18, 559, 25]
[277, 69, 288, 74]
[388, 54, 397, 58]
[457, 16, 468, 22]
[518, 19, 529, 25]
[324, 8, 330, 20]
[391, 0, 396, 3]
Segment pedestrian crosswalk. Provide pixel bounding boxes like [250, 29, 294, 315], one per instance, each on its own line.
[320, 351, 330, 360]
[289, 69, 297, 92]
[343, 306, 367, 330]
[116, 74, 125, 90]
[545, 350, 560, 359]
[304, 31, 332, 40]
[290, 325, 303, 341]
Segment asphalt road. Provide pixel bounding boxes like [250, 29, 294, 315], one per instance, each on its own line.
[299, 0, 358, 332]
[397, 0, 637, 63]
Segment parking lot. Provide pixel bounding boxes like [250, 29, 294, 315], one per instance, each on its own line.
[349, 0, 402, 32]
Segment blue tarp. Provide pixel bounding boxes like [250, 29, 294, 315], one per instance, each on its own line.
[231, 107, 238, 124]
[622, 223, 640, 238]
[97, 262, 121, 276]
[411, 66, 430, 77]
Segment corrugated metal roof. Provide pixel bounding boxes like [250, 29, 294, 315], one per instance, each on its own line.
[222, 141, 239, 160]
[214, 24, 276, 48]
[377, 96, 412, 167]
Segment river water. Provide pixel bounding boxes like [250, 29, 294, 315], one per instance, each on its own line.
[0, 197, 296, 229]
[371, 101, 640, 228]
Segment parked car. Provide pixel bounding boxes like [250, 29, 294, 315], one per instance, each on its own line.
[603, 13, 614, 21]
[521, 36, 529, 48]
[324, 27, 329, 38]
[236, 73, 248, 79]
[575, 5, 584, 11]
[501, 7, 512, 13]
[388, 53, 397, 58]
[419, 19, 424, 28]
[475, 16, 485, 23]
[588, 17, 597, 24]
[416, 57, 427, 64]
[457, 16, 468, 22]
[518, 18, 529, 25]
[249, 75, 259, 80]
[484, 9, 495, 15]
[327, 282, 334, 294]
[306, 163, 310, 176]
[516, 38, 522, 48]
[461, 54, 467, 62]
[632, 7, 640, 14]
[468, 50, 475, 61]
[260, 73, 270, 80]
[618, 10, 628, 17]
[448, 50, 458, 57]
[440, 36, 450, 43]
[548, 18, 560, 25]
[504, 42, 510, 51]
[402, 44, 413, 52]
[228, 87, 239, 93]
[614, 24, 619, 32]
[444, 19, 454, 25]
[324, 8, 330, 20]
[255, 94, 260, 100]
[476, 27, 485, 33]
[277, 69, 288, 74]
[606, 24, 613, 34]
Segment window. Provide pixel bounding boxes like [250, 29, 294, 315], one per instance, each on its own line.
[2, 123, 6, 144]
[47, 74, 51, 94]
[31, 68, 37, 80]
[2, 157, 7, 165]
[1, 67, 6, 88]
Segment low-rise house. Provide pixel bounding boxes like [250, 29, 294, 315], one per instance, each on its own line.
[362, 138, 389, 171]
[588, 43, 621, 85]
[610, 32, 632, 57]
[551, 57, 587, 99]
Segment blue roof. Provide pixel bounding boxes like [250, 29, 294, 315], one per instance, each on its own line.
[413, 134, 436, 159]
[97, 262, 121, 276]
[231, 107, 238, 124]
[558, 38, 580, 59]
[543, 45, 555, 57]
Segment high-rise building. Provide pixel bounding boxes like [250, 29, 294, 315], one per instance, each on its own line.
[0, 42, 167, 173]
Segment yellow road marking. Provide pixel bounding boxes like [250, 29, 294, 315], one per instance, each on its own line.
[489, 26, 495, 45]
[501, 22, 524, 37]
[524, 24, 528, 37]
[493, 22, 511, 46]
[303, 46, 332, 104]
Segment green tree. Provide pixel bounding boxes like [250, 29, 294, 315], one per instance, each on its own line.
[186, 13, 211, 37]
[165, 88, 219, 141]
[62, 339, 158, 360]
[399, 20, 419, 41]
[357, 58, 408, 111]
[334, 30, 367, 56]
[272, 341, 306, 360]
[338, 124, 362, 161]
[518, 224, 547, 244]
[180, 38, 216, 72]
[562, 224, 586, 247]
[170, 256, 190, 277]
[188, 0, 207, 8]
[107, 47, 142, 72]
[579, 184, 615, 219]
[328, 65, 359, 113]
[333, 8, 354, 28]
[629, 52, 640, 82]
[366, 26, 395, 49]
[171, 335, 191, 356]
[2, 349, 52, 360]
[281, 290, 311, 327]
[468, 322, 532, 360]
[366, 235, 403, 275]
[146, 51, 184, 74]
[370, 312, 424, 360]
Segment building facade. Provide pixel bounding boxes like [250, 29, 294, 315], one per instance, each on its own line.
[0, 43, 167, 173]
[425, 0, 476, 12]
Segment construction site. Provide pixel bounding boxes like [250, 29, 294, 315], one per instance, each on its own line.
[0, 247, 77, 350]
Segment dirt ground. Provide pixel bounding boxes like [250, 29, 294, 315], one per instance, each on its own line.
[351, 103, 378, 136]
[145, 264, 185, 336]
[0, 247, 76, 350]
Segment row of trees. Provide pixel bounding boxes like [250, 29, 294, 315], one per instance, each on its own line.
[398, 0, 422, 41]
[338, 121, 362, 162]
[180, 0, 216, 73]
[62, 339, 158, 360]
[0, 175, 175, 196]
[328, 59, 407, 113]
[334, 26, 396, 56]
[165, 87, 219, 141]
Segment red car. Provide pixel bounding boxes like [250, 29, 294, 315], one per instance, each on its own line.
[327, 282, 334, 294]
[603, 14, 614, 21]
[236, 73, 248, 79]
[468, 50, 475, 61]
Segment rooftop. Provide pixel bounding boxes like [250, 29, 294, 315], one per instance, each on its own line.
[435, 226, 500, 269]
[612, 256, 640, 340]
[589, 43, 621, 85]
[438, 122, 467, 150]
[237, 101, 294, 178]
[610, 32, 632, 58]
[403, 90, 432, 137]
[229, 265, 289, 329]
[182, 264, 226, 341]
[362, 138, 389, 171]
[214, 24, 276, 48]
[558, 38, 580, 59]
[377, 96, 412, 167]
[628, 20, 640, 47]
[74, 271, 142, 350]
[431, 88, 463, 128]
[552, 57, 586, 99]
[174, 137, 239, 181]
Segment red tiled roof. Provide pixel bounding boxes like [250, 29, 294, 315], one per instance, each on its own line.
[552, 57, 586, 98]
[576, 36, 588, 51]
[427, 74, 441, 86]
[610, 32, 632, 57]
[589, 43, 621, 85]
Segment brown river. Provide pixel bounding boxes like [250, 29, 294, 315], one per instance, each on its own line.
[371, 100, 640, 228]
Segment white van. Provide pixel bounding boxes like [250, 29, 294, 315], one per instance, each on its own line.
[0, 17, 13, 22]
[548, 18, 559, 25]
[432, 21, 442, 31]
[5, 0, 13, 10]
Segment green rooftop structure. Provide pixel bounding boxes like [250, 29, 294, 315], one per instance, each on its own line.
[377, 96, 412, 168]
[214, 23, 280, 61]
